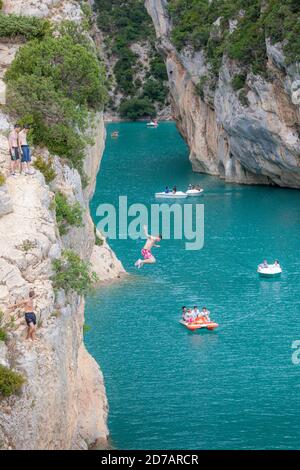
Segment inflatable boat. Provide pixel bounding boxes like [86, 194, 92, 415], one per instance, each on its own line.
[186, 188, 204, 197]
[257, 264, 282, 278]
[180, 319, 219, 332]
[155, 191, 188, 199]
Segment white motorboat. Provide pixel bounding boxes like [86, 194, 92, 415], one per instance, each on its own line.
[257, 264, 282, 278]
[155, 191, 188, 199]
[147, 121, 158, 127]
[186, 188, 204, 197]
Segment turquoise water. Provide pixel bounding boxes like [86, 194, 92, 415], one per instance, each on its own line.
[86, 122, 300, 450]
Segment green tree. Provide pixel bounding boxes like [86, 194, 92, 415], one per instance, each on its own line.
[5, 33, 107, 176]
[119, 97, 156, 120]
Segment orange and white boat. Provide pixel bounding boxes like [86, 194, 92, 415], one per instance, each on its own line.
[180, 318, 219, 332]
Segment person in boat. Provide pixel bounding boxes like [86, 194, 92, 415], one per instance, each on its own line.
[274, 259, 280, 267]
[172, 186, 177, 194]
[191, 306, 200, 320]
[134, 225, 162, 269]
[259, 259, 268, 269]
[200, 307, 211, 322]
[188, 184, 192, 190]
[185, 308, 194, 323]
[182, 306, 188, 321]
[165, 186, 171, 193]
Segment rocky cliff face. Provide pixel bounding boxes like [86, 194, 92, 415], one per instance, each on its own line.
[0, 0, 124, 450]
[145, 0, 300, 187]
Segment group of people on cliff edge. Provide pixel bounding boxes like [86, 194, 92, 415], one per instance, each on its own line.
[8, 124, 34, 176]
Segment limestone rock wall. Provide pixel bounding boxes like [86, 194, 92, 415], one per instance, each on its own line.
[0, 0, 125, 450]
[145, 0, 300, 187]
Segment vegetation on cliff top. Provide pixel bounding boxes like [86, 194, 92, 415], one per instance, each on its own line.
[54, 192, 83, 236]
[168, 0, 300, 78]
[33, 156, 56, 185]
[94, 0, 168, 118]
[4, 22, 107, 179]
[0, 12, 50, 40]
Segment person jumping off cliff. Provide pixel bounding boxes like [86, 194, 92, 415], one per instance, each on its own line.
[134, 225, 162, 269]
[9, 291, 37, 341]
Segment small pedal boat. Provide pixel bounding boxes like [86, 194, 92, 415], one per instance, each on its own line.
[180, 319, 219, 332]
[186, 188, 204, 197]
[155, 191, 188, 199]
[257, 264, 282, 278]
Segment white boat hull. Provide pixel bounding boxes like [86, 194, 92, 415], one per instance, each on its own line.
[257, 264, 282, 277]
[186, 189, 204, 197]
[155, 192, 188, 199]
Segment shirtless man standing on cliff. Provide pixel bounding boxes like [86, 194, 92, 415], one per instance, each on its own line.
[9, 291, 37, 341]
[134, 225, 162, 269]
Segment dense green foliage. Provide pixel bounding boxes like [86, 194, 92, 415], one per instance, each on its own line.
[95, 0, 154, 50]
[33, 156, 56, 184]
[0, 365, 25, 397]
[52, 250, 98, 295]
[168, 0, 300, 76]
[54, 192, 83, 236]
[5, 30, 107, 176]
[119, 97, 156, 120]
[0, 13, 49, 40]
[94, 0, 168, 116]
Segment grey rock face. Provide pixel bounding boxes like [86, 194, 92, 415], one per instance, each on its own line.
[145, 0, 300, 187]
[0, 185, 13, 217]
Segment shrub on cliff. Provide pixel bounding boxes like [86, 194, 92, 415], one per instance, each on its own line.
[0, 365, 25, 397]
[5, 32, 107, 177]
[0, 13, 50, 40]
[0, 172, 5, 186]
[0, 328, 6, 342]
[33, 156, 56, 184]
[54, 192, 83, 236]
[231, 73, 247, 91]
[119, 97, 156, 120]
[52, 250, 98, 295]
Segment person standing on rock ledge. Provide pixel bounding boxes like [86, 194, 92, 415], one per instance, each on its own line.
[9, 291, 37, 341]
[19, 125, 35, 175]
[8, 124, 21, 177]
